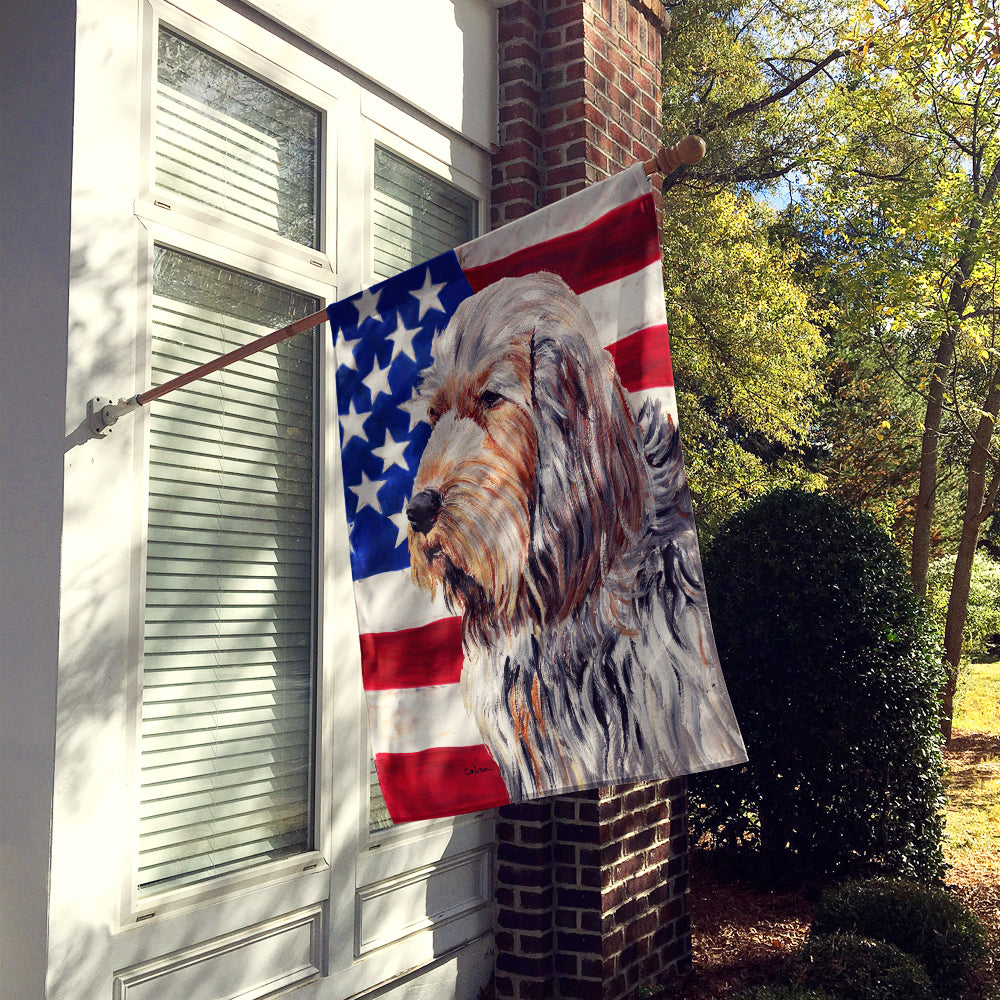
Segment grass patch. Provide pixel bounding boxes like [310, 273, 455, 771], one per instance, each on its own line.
[946, 659, 1000, 867]
[945, 751, 1000, 863]
[945, 658, 1000, 1000]
[956, 659, 1000, 736]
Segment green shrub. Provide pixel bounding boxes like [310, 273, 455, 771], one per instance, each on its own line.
[792, 933, 934, 1000]
[812, 878, 988, 998]
[691, 489, 946, 882]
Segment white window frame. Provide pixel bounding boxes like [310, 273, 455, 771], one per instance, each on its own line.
[326, 96, 498, 1000]
[123, 0, 340, 932]
[110, 1, 497, 993]
[122, 223, 337, 925]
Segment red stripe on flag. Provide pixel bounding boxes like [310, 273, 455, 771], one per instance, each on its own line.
[360, 616, 465, 691]
[606, 324, 674, 392]
[376, 745, 511, 822]
[463, 194, 660, 295]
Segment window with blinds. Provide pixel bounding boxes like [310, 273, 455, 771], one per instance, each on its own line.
[138, 248, 319, 896]
[368, 147, 477, 832]
[372, 147, 478, 281]
[155, 27, 320, 248]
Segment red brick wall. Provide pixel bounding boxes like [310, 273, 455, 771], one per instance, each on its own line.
[490, 8, 690, 997]
[493, 0, 668, 227]
[494, 782, 690, 1000]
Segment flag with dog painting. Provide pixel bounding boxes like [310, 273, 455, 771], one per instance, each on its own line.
[329, 163, 746, 823]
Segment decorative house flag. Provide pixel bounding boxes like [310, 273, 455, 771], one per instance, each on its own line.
[329, 163, 747, 823]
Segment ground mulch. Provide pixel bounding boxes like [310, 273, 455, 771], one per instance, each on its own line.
[656, 850, 814, 999]
[657, 733, 1000, 999]
[947, 858, 1000, 1000]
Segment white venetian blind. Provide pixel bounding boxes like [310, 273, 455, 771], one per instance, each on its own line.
[368, 147, 477, 833]
[138, 248, 319, 895]
[155, 27, 320, 248]
[372, 146, 478, 280]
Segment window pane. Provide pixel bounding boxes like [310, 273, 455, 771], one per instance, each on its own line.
[368, 150, 477, 832]
[372, 146, 477, 279]
[138, 247, 318, 895]
[156, 28, 320, 248]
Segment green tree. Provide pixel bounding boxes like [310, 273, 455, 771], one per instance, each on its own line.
[660, 0, 999, 737]
[659, 1, 845, 535]
[662, 189, 826, 536]
[661, 0, 853, 194]
[802, 0, 1000, 735]
[782, 207, 966, 549]
[927, 548, 1000, 659]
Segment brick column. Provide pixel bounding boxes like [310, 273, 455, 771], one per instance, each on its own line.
[494, 782, 690, 1000]
[493, 0, 668, 225]
[495, 801, 556, 1000]
[491, 3, 692, 999]
[493, 1, 544, 228]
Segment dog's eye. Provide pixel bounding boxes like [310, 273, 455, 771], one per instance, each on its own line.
[427, 406, 439, 426]
[479, 390, 504, 411]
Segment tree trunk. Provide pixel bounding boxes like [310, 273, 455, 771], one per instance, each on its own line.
[940, 372, 1000, 741]
[910, 160, 1000, 596]
[910, 329, 955, 598]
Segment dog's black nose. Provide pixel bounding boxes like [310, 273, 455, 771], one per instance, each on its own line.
[406, 488, 443, 534]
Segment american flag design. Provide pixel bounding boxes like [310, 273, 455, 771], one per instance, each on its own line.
[329, 165, 694, 823]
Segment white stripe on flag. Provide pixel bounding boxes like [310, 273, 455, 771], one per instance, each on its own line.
[630, 386, 678, 421]
[366, 684, 482, 754]
[578, 261, 668, 349]
[354, 567, 450, 635]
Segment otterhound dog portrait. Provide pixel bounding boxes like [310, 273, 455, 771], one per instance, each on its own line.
[405, 272, 744, 799]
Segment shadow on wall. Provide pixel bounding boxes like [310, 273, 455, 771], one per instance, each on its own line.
[44, 208, 153, 998]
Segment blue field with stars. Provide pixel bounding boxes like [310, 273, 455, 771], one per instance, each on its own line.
[328, 250, 475, 581]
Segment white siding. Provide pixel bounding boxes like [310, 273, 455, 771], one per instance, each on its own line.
[14, 0, 500, 997]
[0, 0, 75, 993]
[241, 0, 499, 152]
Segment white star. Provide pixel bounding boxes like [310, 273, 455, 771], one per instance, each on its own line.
[339, 399, 369, 447]
[350, 470, 384, 514]
[400, 396, 429, 434]
[388, 316, 420, 364]
[362, 356, 394, 404]
[335, 334, 359, 372]
[354, 286, 383, 328]
[410, 269, 446, 319]
[372, 429, 409, 472]
[387, 508, 410, 547]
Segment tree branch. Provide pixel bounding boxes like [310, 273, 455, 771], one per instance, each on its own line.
[852, 164, 920, 183]
[702, 49, 848, 133]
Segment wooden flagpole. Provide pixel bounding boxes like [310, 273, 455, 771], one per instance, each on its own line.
[87, 307, 329, 436]
[136, 307, 329, 406]
[88, 136, 705, 437]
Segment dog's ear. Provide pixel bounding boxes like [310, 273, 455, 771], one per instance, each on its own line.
[526, 291, 647, 626]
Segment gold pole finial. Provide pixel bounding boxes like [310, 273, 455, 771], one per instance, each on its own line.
[643, 135, 707, 176]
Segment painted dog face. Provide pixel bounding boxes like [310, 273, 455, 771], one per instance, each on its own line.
[406, 272, 646, 644]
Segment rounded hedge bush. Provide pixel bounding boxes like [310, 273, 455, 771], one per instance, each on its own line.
[793, 933, 934, 1000]
[812, 878, 987, 998]
[692, 489, 946, 881]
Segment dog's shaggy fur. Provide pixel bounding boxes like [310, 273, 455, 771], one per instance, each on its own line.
[406, 272, 745, 799]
